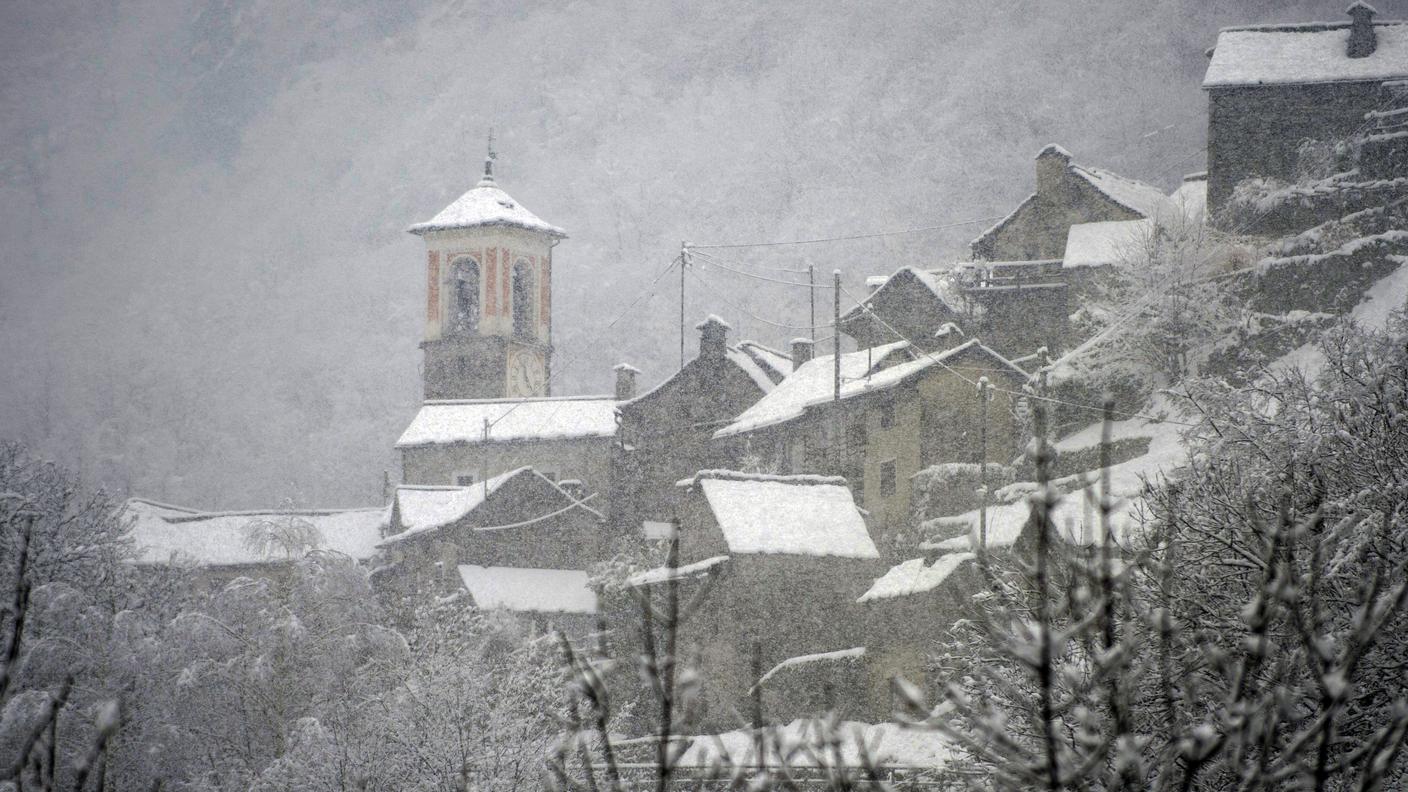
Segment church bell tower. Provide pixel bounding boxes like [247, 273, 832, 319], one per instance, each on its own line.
[408, 138, 565, 400]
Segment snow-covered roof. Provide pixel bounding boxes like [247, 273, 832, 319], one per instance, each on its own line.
[408, 177, 566, 237]
[394, 469, 521, 534]
[456, 565, 598, 614]
[715, 339, 1025, 438]
[713, 341, 909, 437]
[1204, 21, 1408, 88]
[841, 266, 963, 325]
[1062, 219, 1154, 269]
[623, 342, 792, 408]
[1069, 164, 1175, 220]
[757, 647, 866, 687]
[628, 555, 731, 587]
[857, 553, 975, 603]
[123, 499, 390, 567]
[725, 347, 784, 392]
[683, 472, 879, 559]
[736, 341, 795, 382]
[396, 395, 618, 448]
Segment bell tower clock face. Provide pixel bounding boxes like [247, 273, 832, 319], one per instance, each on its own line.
[506, 346, 547, 397]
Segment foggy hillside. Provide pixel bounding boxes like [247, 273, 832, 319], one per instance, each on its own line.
[1, 0, 1391, 509]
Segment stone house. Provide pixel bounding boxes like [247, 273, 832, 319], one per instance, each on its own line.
[613, 315, 793, 536]
[623, 471, 883, 729]
[376, 466, 608, 631]
[971, 145, 1174, 262]
[852, 552, 981, 712]
[842, 262, 1070, 359]
[1202, 6, 1408, 219]
[396, 395, 618, 496]
[712, 340, 1029, 538]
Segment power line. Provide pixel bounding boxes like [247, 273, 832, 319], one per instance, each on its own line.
[606, 254, 682, 329]
[687, 215, 1007, 250]
[689, 251, 829, 289]
[686, 266, 838, 331]
[836, 283, 1198, 427]
[689, 248, 812, 275]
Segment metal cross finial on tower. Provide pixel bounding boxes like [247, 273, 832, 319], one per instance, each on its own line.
[483, 127, 497, 181]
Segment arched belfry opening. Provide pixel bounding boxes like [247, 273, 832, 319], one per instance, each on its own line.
[512, 260, 534, 339]
[451, 257, 480, 334]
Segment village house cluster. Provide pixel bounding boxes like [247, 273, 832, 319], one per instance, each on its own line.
[123, 6, 1408, 729]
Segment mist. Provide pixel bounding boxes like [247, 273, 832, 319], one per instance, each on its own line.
[1, 0, 1395, 509]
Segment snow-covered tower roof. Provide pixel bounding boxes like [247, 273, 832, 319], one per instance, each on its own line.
[408, 147, 566, 238]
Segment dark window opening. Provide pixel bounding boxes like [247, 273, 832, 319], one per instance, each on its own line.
[512, 261, 534, 339]
[880, 459, 896, 497]
[452, 258, 479, 334]
[455, 474, 475, 487]
[846, 423, 867, 457]
[879, 401, 895, 429]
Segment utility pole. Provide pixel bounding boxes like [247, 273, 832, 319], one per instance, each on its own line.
[809, 262, 817, 342]
[978, 377, 990, 550]
[482, 417, 490, 499]
[680, 242, 689, 371]
[833, 270, 842, 404]
[834, 270, 843, 472]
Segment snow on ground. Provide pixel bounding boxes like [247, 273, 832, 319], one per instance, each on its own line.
[857, 553, 975, 602]
[456, 565, 597, 614]
[1204, 22, 1408, 88]
[671, 719, 956, 769]
[693, 474, 880, 559]
[124, 499, 390, 566]
[927, 395, 1186, 552]
[395, 395, 618, 447]
[1267, 254, 1408, 379]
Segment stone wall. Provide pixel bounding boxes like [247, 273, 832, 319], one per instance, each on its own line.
[400, 436, 614, 497]
[614, 354, 765, 534]
[1206, 81, 1385, 221]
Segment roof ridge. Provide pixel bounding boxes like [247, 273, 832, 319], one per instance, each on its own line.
[422, 394, 615, 405]
[122, 497, 202, 514]
[163, 505, 388, 522]
[1217, 19, 1406, 33]
[680, 469, 850, 487]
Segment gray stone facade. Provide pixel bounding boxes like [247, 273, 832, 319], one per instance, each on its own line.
[613, 318, 790, 534]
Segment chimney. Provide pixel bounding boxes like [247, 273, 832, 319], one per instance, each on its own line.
[696, 315, 731, 359]
[1035, 143, 1073, 198]
[791, 337, 815, 367]
[1348, 1, 1378, 58]
[613, 363, 640, 401]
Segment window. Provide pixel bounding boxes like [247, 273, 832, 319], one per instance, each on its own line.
[880, 459, 897, 497]
[455, 473, 475, 487]
[846, 423, 867, 456]
[512, 260, 534, 339]
[451, 258, 479, 333]
[879, 400, 895, 429]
